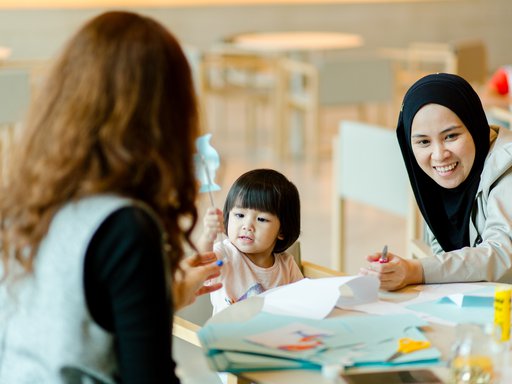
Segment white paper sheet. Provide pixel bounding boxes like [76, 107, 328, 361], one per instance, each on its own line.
[261, 275, 379, 319]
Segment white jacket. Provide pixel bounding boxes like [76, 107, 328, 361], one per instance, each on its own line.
[422, 126, 512, 283]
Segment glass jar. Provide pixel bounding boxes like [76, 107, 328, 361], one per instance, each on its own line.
[449, 324, 503, 384]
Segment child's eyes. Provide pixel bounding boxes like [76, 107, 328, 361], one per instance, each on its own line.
[231, 208, 274, 222]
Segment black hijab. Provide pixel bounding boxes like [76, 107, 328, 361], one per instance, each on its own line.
[397, 73, 490, 251]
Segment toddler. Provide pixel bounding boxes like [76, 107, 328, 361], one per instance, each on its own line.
[197, 168, 304, 314]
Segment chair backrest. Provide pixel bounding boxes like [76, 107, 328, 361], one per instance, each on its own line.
[317, 54, 393, 106]
[453, 39, 488, 87]
[386, 39, 488, 108]
[337, 120, 408, 215]
[199, 48, 279, 97]
[0, 68, 30, 186]
[331, 120, 424, 272]
[0, 68, 30, 125]
[288, 240, 345, 278]
[198, 47, 283, 156]
[278, 58, 319, 160]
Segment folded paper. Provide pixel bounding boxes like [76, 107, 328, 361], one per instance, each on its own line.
[261, 275, 379, 319]
[406, 287, 496, 325]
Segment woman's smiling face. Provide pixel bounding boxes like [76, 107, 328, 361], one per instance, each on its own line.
[410, 103, 476, 189]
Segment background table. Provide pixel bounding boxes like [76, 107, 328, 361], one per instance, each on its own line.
[229, 31, 364, 55]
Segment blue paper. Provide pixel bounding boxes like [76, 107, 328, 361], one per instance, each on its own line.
[199, 312, 441, 373]
[407, 287, 495, 325]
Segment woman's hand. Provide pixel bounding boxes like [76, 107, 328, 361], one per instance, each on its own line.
[172, 252, 223, 311]
[359, 251, 424, 291]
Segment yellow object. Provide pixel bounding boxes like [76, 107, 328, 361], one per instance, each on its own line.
[494, 285, 511, 342]
[451, 355, 494, 383]
[387, 337, 431, 361]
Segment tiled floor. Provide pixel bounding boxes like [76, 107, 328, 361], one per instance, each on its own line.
[192, 99, 406, 275]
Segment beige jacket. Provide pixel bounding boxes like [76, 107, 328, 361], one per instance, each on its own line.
[422, 126, 512, 283]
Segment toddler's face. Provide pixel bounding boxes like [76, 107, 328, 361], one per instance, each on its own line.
[227, 207, 283, 259]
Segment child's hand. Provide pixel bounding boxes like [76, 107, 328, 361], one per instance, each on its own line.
[203, 207, 224, 242]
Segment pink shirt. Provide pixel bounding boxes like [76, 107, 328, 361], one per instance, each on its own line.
[210, 239, 304, 315]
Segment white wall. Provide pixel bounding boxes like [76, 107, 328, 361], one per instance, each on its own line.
[0, 0, 509, 70]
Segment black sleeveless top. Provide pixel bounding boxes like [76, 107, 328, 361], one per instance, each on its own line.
[84, 207, 180, 383]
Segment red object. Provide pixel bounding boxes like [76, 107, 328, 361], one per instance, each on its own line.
[489, 67, 510, 95]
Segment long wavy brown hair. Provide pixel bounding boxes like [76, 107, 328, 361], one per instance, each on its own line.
[0, 11, 199, 277]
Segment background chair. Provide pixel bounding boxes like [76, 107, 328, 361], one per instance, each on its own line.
[0, 68, 30, 186]
[315, 53, 394, 157]
[199, 48, 323, 162]
[383, 39, 488, 109]
[278, 57, 318, 161]
[279, 53, 394, 164]
[331, 120, 426, 273]
[198, 48, 282, 152]
[0, 58, 49, 94]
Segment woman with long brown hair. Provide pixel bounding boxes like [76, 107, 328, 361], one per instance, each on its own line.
[0, 11, 221, 383]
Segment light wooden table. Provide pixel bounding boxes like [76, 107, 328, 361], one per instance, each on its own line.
[206, 286, 456, 384]
[230, 31, 363, 54]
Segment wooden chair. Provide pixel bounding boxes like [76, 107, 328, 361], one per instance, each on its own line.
[198, 48, 324, 162]
[278, 57, 319, 161]
[172, 243, 343, 383]
[198, 48, 282, 151]
[383, 39, 488, 109]
[331, 120, 427, 273]
[279, 53, 394, 165]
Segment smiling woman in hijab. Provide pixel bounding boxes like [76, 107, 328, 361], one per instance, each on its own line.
[360, 73, 512, 291]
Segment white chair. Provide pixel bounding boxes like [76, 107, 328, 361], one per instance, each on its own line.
[0, 68, 30, 185]
[331, 120, 426, 273]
